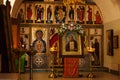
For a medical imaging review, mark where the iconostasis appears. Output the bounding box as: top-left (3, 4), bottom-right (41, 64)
top-left (17, 1), bottom-right (103, 69)
top-left (17, 1), bottom-right (103, 24)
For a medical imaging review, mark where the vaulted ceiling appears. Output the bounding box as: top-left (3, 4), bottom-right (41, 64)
top-left (6, 0), bottom-right (120, 24)
top-left (94, 0), bottom-right (120, 23)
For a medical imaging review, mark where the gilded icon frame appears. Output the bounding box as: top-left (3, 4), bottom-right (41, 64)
top-left (59, 31), bottom-right (84, 57)
top-left (106, 29), bottom-right (114, 56)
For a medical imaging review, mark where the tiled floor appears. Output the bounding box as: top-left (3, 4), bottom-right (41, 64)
top-left (0, 72), bottom-right (120, 80)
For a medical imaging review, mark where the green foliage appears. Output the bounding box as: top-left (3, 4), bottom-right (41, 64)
top-left (58, 23), bottom-right (84, 36)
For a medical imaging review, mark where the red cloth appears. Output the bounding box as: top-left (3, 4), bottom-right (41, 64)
top-left (64, 58), bottom-right (79, 77)
top-left (49, 33), bottom-right (58, 47)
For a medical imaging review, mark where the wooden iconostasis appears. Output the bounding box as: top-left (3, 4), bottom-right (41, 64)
top-left (17, 1), bottom-right (103, 24)
top-left (17, 1), bottom-right (103, 68)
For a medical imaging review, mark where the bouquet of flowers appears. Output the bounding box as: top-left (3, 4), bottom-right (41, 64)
top-left (58, 23), bottom-right (84, 36)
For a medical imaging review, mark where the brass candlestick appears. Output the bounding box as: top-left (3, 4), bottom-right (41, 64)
top-left (49, 47), bottom-right (57, 78)
top-left (26, 46), bottom-right (37, 80)
top-left (87, 47), bottom-right (96, 78)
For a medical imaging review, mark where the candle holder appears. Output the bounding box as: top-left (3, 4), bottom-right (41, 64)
top-left (87, 47), bottom-right (96, 78)
top-left (26, 46), bottom-right (37, 80)
top-left (48, 47), bottom-right (57, 78)
top-left (13, 47), bottom-right (26, 80)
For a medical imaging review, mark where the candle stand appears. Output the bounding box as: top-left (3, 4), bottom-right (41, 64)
top-left (87, 47), bottom-right (96, 78)
top-left (13, 47), bottom-right (26, 80)
top-left (26, 46), bottom-right (37, 80)
top-left (48, 47), bottom-right (57, 78)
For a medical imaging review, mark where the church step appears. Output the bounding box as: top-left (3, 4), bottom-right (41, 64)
top-left (25, 68), bottom-right (51, 73)
top-left (25, 67), bottom-right (108, 73)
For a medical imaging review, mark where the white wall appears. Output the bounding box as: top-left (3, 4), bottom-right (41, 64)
top-left (104, 19), bottom-right (120, 70)
top-left (3, 0), bottom-right (15, 6)
top-left (94, 0), bottom-right (120, 23)
top-left (3, 0), bottom-right (22, 17)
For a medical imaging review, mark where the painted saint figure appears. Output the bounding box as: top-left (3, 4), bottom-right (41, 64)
top-left (95, 11), bottom-right (102, 24)
top-left (17, 8), bottom-right (24, 23)
top-left (32, 30), bottom-right (46, 53)
top-left (36, 5), bottom-right (44, 22)
top-left (66, 35), bottom-right (78, 51)
top-left (55, 6), bottom-right (66, 23)
top-left (77, 6), bottom-right (85, 22)
top-left (87, 6), bottom-right (92, 24)
top-left (47, 5), bottom-right (52, 23)
top-left (69, 6), bottom-right (74, 21)
top-left (93, 38), bottom-right (100, 65)
top-left (27, 4), bottom-right (32, 20)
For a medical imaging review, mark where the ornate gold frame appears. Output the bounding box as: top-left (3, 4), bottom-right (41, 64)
top-left (59, 30), bottom-right (84, 57)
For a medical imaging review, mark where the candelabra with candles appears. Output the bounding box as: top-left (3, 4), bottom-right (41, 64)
top-left (48, 47), bottom-right (57, 78)
top-left (13, 44), bottom-right (37, 80)
top-left (13, 45), bottom-right (26, 80)
top-left (86, 47), bottom-right (96, 78)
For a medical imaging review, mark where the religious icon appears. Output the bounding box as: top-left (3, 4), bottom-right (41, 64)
top-left (106, 29), bottom-right (114, 56)
top-left (94, 38), bottom-right (100, 65)
top-left (65, 34), bottom-right (78, 51)
top-left (89, 28), bottom-right (102, 35)
top-left (68, 6), bottom-right (74, 22)
top-left (26, 4), bottom-right (33, 23)
top-left (95, 11), bottom-right (102, 24)
top-left (31, 28), bottom-right (48, 69)
top-left (92, 38), bottom-right (100, 66)
top-left (60, 31), bottom-right (84, 57)
top-left (17, 8), bottom-right (24, 23)
top-left (32, 30), bottom-right (46, 53)
top-left (76, 5), bottom-right (85, 24)
top-left (46, 5), bottom-right (52, 23)
top-left (20, 34), bottom-right (29, 50)
top-left (20, 27), bottom-right (30, 34)
top-left (54, 5), bottom-right (66, 23)
top-left (49, 27), bottom-right (55, 36)
top-left (86, 6), bottom-right (93, 24)
top-left (89, 36), bottom-right (102, 66)
top-left (35, 4), bottom-right (44, 23)
top-left (27, 4), bottom-right (32, 20)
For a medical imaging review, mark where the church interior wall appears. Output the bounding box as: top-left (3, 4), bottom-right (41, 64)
top-left (104, 19), bottom-right (120, 72)
top-left (1, 0), bottom-right (120, 73)
top-left (93, 0), bottom-right (120, 23)
top-left (9, 1), bottom-right (104, 72)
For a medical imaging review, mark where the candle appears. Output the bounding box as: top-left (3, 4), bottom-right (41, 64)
top-left (21, 44), bottom-right (25, 48)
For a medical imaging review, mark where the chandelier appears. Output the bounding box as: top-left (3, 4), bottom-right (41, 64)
top-left (63, 0), bottom-right (86, 8)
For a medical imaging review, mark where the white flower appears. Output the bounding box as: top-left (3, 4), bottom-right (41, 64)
top-left (58, 23), bottom-right (84, 36)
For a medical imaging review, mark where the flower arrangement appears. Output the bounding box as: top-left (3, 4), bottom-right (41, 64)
top-left (58, 23), bottom-right (84, 36)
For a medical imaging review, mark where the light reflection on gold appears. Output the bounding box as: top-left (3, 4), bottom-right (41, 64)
top-left (63, 0), bottom-right (86, 8)
top-left (87, 47), bottom-right (95, 53)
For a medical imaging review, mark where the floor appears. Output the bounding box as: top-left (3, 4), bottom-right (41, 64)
top-left (0, 72), bottom-right (120, 80)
